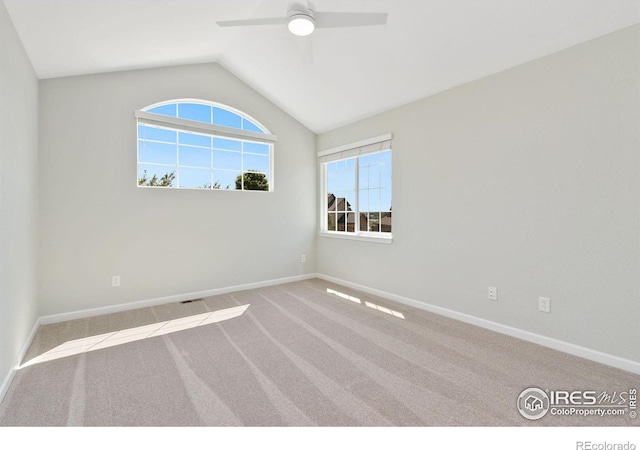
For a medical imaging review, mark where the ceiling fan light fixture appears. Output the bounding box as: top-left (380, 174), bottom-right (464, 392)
top-left (288, 14), bottom-right (315, 36)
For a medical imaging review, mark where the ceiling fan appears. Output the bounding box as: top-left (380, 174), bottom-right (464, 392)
top-left (216, 1), bottom-right (388, 37)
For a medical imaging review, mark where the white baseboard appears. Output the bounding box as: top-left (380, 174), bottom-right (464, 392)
top-left (0, 319), bottom-right (41, 404)
top-left (317, 273), bottom-right (640, 375)
top-left (40, 273), bottom-right (317, 325)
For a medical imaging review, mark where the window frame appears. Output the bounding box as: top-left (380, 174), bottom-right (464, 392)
top-left (135, 99), bottom-right (276, 192)
top-left (319, 134), bottom-right (393, 244)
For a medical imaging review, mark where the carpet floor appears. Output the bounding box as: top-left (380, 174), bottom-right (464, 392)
top-left (0, 278), bottom-right (638, 426)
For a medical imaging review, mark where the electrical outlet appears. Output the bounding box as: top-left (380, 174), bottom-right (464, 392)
top-left (539, 297), bottom-right (550, 313)
top-left (488, 287), bottom-right (497, 301)
top-left (301, 254), bottom-right (306, 263)
top-left (112, 275), bottom-right (121, 287)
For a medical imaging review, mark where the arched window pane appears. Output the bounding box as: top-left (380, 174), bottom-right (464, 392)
top-left (213, 107), bottom-right (242, 128)
top-left (178, 103), bottom-right (211, 123)
top-left (242, 118), bottom-right (263, 133)
top-left (147, 104), bottom-right (176, 117)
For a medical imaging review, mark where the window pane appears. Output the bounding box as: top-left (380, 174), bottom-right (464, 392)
top-left (346, 213), bottom-right (356, 233)
top-left (147, 104), bottom-right (176, 117)
top-left (345, 191), bottom-right (356, 211)
top-left (359, 166), bottom-right (369, 189)
top-left (380, 150), bottom-right (392, 164)
top-left (381, 188), bottom-right (392, 212)
top-left (333, 172), bottom-right (344, 191)
top-left (369, 165), bottom-right (381, 188)
top-left (381, 212), bottom-right (392, 233)
top-left (178, 103), bottom-right (211, 123)
top-left (178, 168), bottom-right (211, 189)
top-left (213, 170), bottom-right (241, 190)
top-left (241, 171), bottom-right (269, 191)
top-left (179, 132), bottom-right (211, 148)
top-left (359, 190), bottom-right (369, 214)
top-left (336, 212), bottom-right (347, 232)
top-left (242, 118), bottom-right (263, 133)
top-left (327, 193), bottom-right (337, 211)
top-left (381, 164), bottom-right (392, 188)
top-left (214, 108), bottom-right (242, 129)
top-left (138, 125), bottom-right (147, 140)
top-left (368, 212), bottom-right (380, 233)
top-left (327, 212), bottom-right (337, 231)
top-left (179, 146), bottom-right (211, 168)
top-left (359, 212), bottom-right (368, 232)
top-left (368, 152), bottom-right (380, 166)
top-left (369, 189), bottom-right (381, 212)
top-left (139, 141), bottom-right (176, 165)
top-left (334, 192), bottom-right (346, 212)
top-left (213, 137), bottom-right (242, 151)
top-left (213, 150), bottom-right (241, 171)
top-left (243, 153), bottom-right (269, 175)
top-left (143, 126), bottom-right (177, 144)
top-left (346, 170), bottom-right (356, 190)
top-left (138, 164), bottom-right (175, 187)
top-left (327, 171), bottom-right (339, 194)
top-left (346, 158), bottom-right (356, 170)
top-left (244, 142), bottom-right (269, 155)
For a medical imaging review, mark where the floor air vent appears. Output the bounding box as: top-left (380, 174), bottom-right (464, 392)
top-left (179, 298), bottom-right (204, 304)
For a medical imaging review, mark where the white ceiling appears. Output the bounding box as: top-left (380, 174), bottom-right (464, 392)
top-left (4, 0), bottom-right (640, 133)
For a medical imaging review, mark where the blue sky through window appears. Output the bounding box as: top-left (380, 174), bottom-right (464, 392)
top-left (178, 103), bottom-right (211, 122)
top-left (214, 107), bottom-right (242, 128)
top-left (147, 103), bottom-right (176, 117)
top-left (327, 151), bottom-right (392, 212)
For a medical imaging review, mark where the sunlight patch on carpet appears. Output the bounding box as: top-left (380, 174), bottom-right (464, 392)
top-left (19, 304), bottom-right (250, 368)
top-left (326, 288), bottom-right (404, 319)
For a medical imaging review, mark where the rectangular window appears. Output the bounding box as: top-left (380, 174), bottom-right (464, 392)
top-left (137, 124), bottom-right (274, 191)
top-left (319, 135), bottom-right (392, 242)
top-left (135, 107), bottom-right (276, 191)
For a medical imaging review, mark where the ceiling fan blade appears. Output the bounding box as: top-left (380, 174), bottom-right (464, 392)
top-left (294, 35), bottom-right (314, 66)
top-left (314, 12), bottom-right (388, 29)
top-left (216, 17), bottom-right (286, 28)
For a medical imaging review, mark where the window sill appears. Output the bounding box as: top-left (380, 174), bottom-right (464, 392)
top-left (137, 185), bottom-right (272, 192)
top-left (319, 231), bottom-right (393, 244)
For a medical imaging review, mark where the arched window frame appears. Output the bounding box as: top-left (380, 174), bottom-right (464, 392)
top-left (135, 99), bottom-right (276, 191)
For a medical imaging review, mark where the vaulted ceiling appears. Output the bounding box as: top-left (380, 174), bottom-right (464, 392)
top-left (4, 0), bottom-right (639, 133)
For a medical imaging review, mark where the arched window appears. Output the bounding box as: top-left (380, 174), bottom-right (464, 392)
top-left (135, 100), bottom-right (276, 191)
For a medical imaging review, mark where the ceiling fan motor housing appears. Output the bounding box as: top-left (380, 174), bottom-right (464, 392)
top-left (288, 4), bottom-right (316, 36)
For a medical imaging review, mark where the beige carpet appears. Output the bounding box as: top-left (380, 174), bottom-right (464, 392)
top-left (0, 278), bottom-right (638, 426)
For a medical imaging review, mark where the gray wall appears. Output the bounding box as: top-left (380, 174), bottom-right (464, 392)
top-left (0, 1), bottom-right (39, 388)
top-left (317, 25), bottom-right (640, 363)
top-left (38, 63), bottom-right (316, 316)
